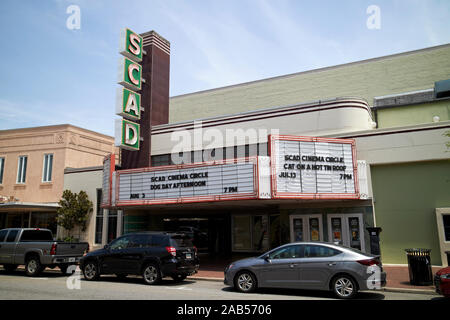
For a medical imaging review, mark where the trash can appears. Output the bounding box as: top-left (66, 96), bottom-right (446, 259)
top-left (404, 248), bottom-right (433, 286)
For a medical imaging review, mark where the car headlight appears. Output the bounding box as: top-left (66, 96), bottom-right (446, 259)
top-left (440, 273), bottom-right (450, 279)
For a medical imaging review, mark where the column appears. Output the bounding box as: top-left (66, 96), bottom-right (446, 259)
top-left (102, 209), bottom-right (109, 246)
top-left (116, 210), bottom-right (123, 237)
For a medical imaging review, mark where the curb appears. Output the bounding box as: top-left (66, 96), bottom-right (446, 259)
top-left (189, 276), bottom-right (223, 282)
top-left (382, 287), bottom-right (439, 296)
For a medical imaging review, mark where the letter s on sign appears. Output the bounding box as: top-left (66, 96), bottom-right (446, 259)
top-left (129, 33), bottom-right (141, 56)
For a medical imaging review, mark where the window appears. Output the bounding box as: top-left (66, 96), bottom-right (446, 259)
top-left (151, 234), bottom-right (169, 247)
top-left (304, 245), bottom-right (341, 258)
top-left (95, 189), bottom-right (103, 244)
top-left (109, 236), bottom-right (130, 250)
top-left (151, 154), bottom-right (172, 167)
top-left (6, 230), bottom-right (19, 242)
top-left (42, 154), bottom-right (53, 182)
top-left (17, 156), bottom-right (27, 183)
top-left (269, 245), bottom-right (304, 259)
top-left (20, 230), bottom-right (53, 242)
top-left (108, 210), bottom-right (118, 243)
top-left (129, 234), bottom-right (152, 248)
top-left (30, 213), bottom-right (57, 235)
top-left (170, 235), bottom-right (193, 248)
top-left (0, 157), bottom-right (4, 184)
top-left (0, 229), bottom-right (8, 242)
top-left (233, 215), bottom-right (252, 250)
top-left (443, 215), bottom-right (450, 242)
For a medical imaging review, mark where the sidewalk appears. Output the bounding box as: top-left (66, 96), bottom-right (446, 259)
top-left (190, 264), bottom-right (440, 295)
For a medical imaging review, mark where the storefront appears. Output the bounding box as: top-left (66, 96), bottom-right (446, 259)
top-left (101, 134), bottom-right (372, 256)
top-left (0, 203), bottom-right (59, 234)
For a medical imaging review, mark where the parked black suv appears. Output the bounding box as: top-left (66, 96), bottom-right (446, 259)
top-left (79, 232), bottom-right (199, 284)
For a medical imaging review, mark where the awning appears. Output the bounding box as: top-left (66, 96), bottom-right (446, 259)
top-left (0, 202), bottom-right (60, 213)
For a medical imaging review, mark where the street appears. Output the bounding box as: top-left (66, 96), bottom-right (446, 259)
top-left (0, 268), bottom-right (442, 300)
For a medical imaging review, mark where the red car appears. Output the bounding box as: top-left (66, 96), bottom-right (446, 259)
top-left (435, 266), bottom-right (450, 298)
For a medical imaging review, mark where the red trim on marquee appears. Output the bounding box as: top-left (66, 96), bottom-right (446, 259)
top-left (269, 135), bottom-right (359, 200)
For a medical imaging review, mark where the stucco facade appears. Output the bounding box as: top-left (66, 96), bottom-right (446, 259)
top-left (0, 124), bottom-right (115, 234)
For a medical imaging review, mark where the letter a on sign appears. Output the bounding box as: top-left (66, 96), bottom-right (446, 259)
top-left (115, 87), bottom-right (141, 120)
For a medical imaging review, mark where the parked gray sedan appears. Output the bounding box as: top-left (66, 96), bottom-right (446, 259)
top-left (224, 242), bottom-right (386, 299)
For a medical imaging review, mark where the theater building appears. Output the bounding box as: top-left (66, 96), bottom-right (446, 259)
top-left (66, 34), bottom-right (450, 266)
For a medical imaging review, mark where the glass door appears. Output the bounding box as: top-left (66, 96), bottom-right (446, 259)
top-left (290, 215), bottom-right (323, 242)
top-left (291, 217), bottom-right (305, 242)
top-left (327, 214), bottom-right (365, 252)
top-left (348, 216), bottom-right (364, 251)
top-left (330, 217), bottom-right (344, 245)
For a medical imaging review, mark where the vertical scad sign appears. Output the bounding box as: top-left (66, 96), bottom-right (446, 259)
top-left (270, 135), bottom-right (359, 199)
top-left (115, 28), bottom-right (143, 151)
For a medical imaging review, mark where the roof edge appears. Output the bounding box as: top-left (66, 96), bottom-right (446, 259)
top-left (170, 43), bottom-right (450, 100)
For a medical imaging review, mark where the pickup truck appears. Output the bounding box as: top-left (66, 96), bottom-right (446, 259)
top-left (0, 228), bottom-right (89, 276)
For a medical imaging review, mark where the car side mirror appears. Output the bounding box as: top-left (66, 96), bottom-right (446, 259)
top-left (104, 244), bottom-right (109, 250)
top-left (264, 255), bottom-right (271, 263)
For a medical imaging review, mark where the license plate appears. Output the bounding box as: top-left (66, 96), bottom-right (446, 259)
top-left (68, 258), bottom-right (76, 263)
top-left (185, 253), bottom-right (192, 259)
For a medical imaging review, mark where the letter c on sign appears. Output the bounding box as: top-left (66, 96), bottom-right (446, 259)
top-left (128, 63), bottom-right (140, 86)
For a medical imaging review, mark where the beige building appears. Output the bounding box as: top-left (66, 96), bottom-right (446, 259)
top-left (0, 124), bottom-right (115, 235)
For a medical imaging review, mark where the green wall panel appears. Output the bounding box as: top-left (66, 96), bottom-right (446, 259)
top-left (371, 160), bottom-right (450, 265)
top-left (377, 100), bottom-right (450, 128)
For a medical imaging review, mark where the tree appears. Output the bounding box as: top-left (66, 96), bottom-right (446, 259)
top-left (57, 190), bottom-right (93, 240)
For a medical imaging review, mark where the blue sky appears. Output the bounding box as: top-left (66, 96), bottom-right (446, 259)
top-left (0, 0), bottom-right (449, 136)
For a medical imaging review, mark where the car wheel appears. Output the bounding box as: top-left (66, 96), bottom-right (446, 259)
top-left (3, 264), bottom-right (18, 273)
top-left (142, 263), bottom-right (161, 285)
top-left (332, 275), bottom-right (358, 299)
top-left (25, 256), bottom-right (44, 277)
top-left (234, 271), bottom-right (257, 293)
top-left (172, 274), bottom-right (187, 282)
top-left (115, 274), bottom-right (128, 280)
top-left (82, 261), bottom-right (100, 281)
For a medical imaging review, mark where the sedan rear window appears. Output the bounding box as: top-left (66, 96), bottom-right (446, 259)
top-left (304, 245), bottom-right (341, 258)
top-left (20, 230), bottom-right (53, 242)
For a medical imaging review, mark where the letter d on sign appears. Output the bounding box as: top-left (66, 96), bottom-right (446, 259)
top-left (125, 123), bottom-right (138, 145)
top-left (116, 119), bottom-right (140, 150)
